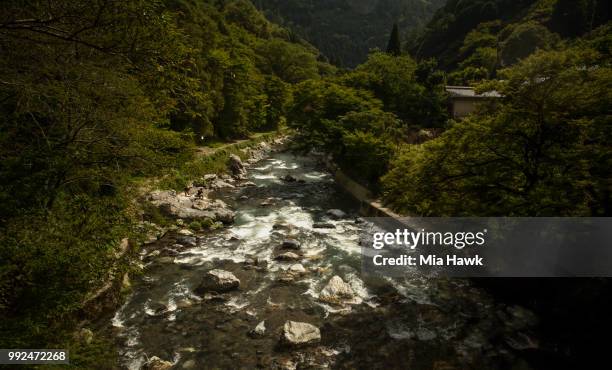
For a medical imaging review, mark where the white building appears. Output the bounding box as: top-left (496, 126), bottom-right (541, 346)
top-left (446, 86), bottom-right (501, 119)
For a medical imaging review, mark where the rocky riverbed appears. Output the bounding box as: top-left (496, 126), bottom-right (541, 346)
top-left (110, 149), bottom-right (542, 370)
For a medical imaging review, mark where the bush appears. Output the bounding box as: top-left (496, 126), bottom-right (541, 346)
top-left (0, 194), bottom-right (132, 347)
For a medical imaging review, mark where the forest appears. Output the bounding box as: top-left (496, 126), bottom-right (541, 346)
top-left (0, 0), bottom-right (610, 368)
top-left (254, 0), bottom-right (445, 67)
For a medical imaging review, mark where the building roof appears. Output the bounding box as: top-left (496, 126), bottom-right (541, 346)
top-left (445, 85), bottom-right (501, 98)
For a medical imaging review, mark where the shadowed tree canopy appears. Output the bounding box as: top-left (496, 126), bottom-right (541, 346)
top-left (386, 23), bottom-right (402, 56)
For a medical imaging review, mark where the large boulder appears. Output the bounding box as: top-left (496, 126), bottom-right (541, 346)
top-left (281, 321), bottom-right (321, 346)
top-left (159, 202), bottom-right (216, 221)
top-left (214, 209), bottom-right (235, 224)
top-left (147, 188), bottom-right (234, 225)
top-left (210, 179), bottom-right (235, 190)
top-left (143, 356), bottom-right (173, 370)
top-left (196, 269), bottom-right (240, 293)
top-left (319, 276), bottom-right (356, 305)
top-left (228, 154), bottom-right (247, 179)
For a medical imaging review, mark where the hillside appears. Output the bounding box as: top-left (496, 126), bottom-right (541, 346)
top-left (254, 0), bottom-right (445, 67)
top-left (411, 0), bottom-right (611, 80)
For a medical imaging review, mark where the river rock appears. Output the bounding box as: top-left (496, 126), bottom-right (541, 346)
top-left (196, 269), bottom-right (240, 293)
top-left (275, 252), bottom-right (301, 261)
top-left (281, 239), bottom-right (301, 250)
top-left (289, 263), bottom-right (307, 274)
top-left (281, 321), bottom-right (321, 346)
top-left (241, 181), bottom-right (257, 187)
top-left (326, 209), bottom-right (346, 219)
top-left (272, 223), bottom-right (292, 232)
top-left (176, 298), bottom-right (194, 309)
top-left (182, 359), bottom-right (196, 369)
top-left (210, 179), bottom-right (235, 190)
top-left (249, 320), bottom-right (266, 338)
top-left (178, 228), bottom-right (193, 236)
top-left (191, 199), bottom-right (210, 210)
top-left (158, 202), bottom-right (216, 221)
top-left (144, 249), bottom-right (161, 262)
top-left (215, 209), bottom-right (235, 224)
top-left (147, 301), bottom-right (168, 316)
top-left (144, 356), bottom-right (173, 370)
top-left (319, 276), bottom-right (355, 304)
top-left (228, 154), bottom-right (247, 179)
top-left (176, 235), bottom-right (197, 248)
top-left (313, 222), bottom-right (335, 229)
top-left (259, 199), bottom-right (274, 207)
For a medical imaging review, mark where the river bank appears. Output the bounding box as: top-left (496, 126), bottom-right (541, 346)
top-left (67, 134), bottom-right (286, 367)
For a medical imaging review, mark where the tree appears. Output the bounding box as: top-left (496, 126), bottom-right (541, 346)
top-left (255, 39), bottom-right (319, 83)
top-left (344, 52), bottom-right (447, 126)
top-left (386, 23), bottom-right (402, 56)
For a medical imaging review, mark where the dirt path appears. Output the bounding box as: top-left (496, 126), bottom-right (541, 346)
top-left (195, 132), bottom-right (272, 157)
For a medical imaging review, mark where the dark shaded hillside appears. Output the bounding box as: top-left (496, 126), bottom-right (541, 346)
top-left (411, 0), bottom-right (538, 70)
top-left (412, 0), bottom-right (611, 73)
top-left (254, 0), bottom-right (445, 67)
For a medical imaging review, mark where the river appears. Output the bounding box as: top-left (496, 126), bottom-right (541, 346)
top-left (110, 151), bottom-right (539, 369)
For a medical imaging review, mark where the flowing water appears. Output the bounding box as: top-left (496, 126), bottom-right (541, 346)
top-left (111, 151), bottom-right (540, 369)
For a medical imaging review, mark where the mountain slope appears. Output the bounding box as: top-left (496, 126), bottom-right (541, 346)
top-left (253, 0), bottom-right (445, 67)
top-left (411, 0), bottom-right (611, 73)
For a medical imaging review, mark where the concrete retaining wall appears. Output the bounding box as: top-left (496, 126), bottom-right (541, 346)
top-left (323, 157), bottom-right (404, 218)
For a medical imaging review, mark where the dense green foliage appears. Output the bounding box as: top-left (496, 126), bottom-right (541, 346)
top-left (255, 0), bottom-right (445, 67)
top-left (411, 0), bottom-right (538, 70)
top-left (412, 0), bottom-right (610, 84)
top-left (384, 28), bottom-right (611, 216)
top-left (164, 0), bottom-right (323, 140)
top-left (289, 52), bottom-right (448, 187)
top-left (0, 0), bottom-right (322, 354)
